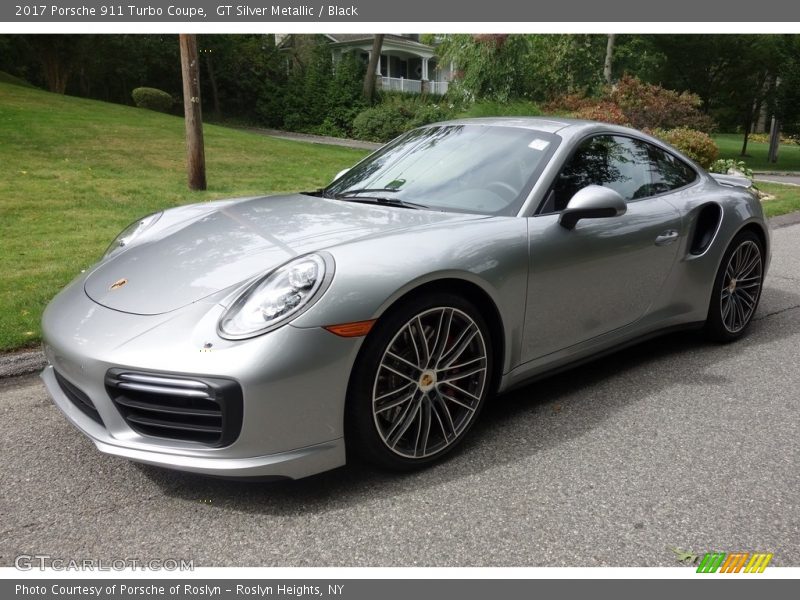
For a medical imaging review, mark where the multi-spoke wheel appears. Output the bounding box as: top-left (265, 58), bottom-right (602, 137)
top-left (346, 293), bottom-right (493, 470)
top-left (705, 231), bottom-right (764, 342)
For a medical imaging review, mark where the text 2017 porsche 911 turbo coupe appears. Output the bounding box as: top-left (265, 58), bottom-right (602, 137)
top-left (41, 118), bottom-right (770, 479)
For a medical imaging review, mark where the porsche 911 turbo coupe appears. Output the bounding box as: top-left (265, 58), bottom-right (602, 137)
top-left (41, 118), bottom-right (770, 479)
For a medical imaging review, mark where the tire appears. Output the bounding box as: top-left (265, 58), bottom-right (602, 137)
top-left (704, 230), bottom-right (764, 343)
top-left (345, 292), bottom-right (494, 471)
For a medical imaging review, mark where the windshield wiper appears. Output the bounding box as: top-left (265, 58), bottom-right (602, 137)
top-left (335, 187), bottom-right (403, 196)
top-left (334, 193), bottom-right (428, 210)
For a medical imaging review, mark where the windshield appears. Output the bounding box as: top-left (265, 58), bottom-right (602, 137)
top-left (324, 124), bottom-right (560, 216)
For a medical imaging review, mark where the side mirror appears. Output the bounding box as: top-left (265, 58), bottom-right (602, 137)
top-left (558, 185), bottom-right (627, 230)
top-left (332, 168), bottom-right (350, 182)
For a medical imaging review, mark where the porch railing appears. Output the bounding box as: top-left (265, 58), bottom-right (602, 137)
top-left (379, 77), bottom-right (449, 95)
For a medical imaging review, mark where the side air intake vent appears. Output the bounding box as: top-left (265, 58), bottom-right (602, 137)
top-left (690, 203), bottom-right (722, 256)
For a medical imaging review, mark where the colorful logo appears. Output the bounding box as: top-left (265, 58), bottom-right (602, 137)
top-left (696, 552), bottom-right (773, 573)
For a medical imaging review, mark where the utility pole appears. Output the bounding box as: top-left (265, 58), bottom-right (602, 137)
top-left (179, 34), bottom-right (207, 191)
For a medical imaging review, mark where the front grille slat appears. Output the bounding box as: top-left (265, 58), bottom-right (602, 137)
top-left (117, 373), bottom-right (209, 389)
top-left (105, 369), bottom-right (243, 447)
top-left (54, 371), bottom-right (104, 426)
top-left (112, 396), bottom-right (222, 418)
top-left (125, 414), bottom-right (223, 434)
top-left (116, 381), bottom-right (211, 398)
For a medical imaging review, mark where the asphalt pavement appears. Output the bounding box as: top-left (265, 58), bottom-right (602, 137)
top-left (1, 224), bottom-right (799, 568)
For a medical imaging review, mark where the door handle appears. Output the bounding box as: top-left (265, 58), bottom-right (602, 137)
top-left (655, 230), bottom-right (680, 246)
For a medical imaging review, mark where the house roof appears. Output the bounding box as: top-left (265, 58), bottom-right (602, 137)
top-left (325, 34), bottom-right (434, 52)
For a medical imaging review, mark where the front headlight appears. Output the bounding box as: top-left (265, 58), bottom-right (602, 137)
top-left (218, 254), bottom-right (332, 339)
top-left (103, 211), bottom-right (163, 260)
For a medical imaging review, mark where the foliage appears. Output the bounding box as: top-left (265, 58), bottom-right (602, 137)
top-left (709, 158), bottom-right (754, 178)
top-left (131, 86), bottom-right (174, 113)
top-left (609, 75), bottom-right (715, 132)
top-left (352, 95), bottom-right (454, 142)
top-left (525, 35), bottom-right (608, 100)
top-left (0, 81), bottom-right (367, 350)
top-left (571, 101), bottom-right (627, 125)
top-left (545, 76), bottom-right (715, 132)
top-left (650, 127), bottom-right (719, 169)
top-left (437, 34), bottom-right (534, 102)
top-left (278, 42), bottom-right (367, 136)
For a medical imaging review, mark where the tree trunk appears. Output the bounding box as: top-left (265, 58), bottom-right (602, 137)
top-left (363, 34), bottom-right (385, 102)
top-left (41, 51), bottom-right (70, 93)
top-left (740, 112), bottom-right (752, 157)
top-left (179, 34), bottom-right (207, 191)
top-left (768, 117), bottom-right (781, 163)
top-left (603, 34), bottom-right (616, 85)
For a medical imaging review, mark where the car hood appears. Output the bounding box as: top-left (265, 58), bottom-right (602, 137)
top-left (84, 194), bottom-right (484, 315)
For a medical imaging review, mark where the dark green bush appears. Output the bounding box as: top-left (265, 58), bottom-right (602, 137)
top-left (353, 96), bottom-right (454, 142)
top-left (131, 87), bottom-right (173, 113)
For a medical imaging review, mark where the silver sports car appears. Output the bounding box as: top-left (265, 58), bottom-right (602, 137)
top-left (41, 118), bottom-right (770, 479)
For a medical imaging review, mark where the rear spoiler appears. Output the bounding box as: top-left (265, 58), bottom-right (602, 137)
top-left (710, 173), bottom-right (753, 189)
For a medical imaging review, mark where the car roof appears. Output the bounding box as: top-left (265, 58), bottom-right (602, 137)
top-left (429, 116), bottom-right (645, 137)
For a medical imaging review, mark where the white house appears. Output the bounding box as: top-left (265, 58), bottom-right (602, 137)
top-left (278, 34), bottom-right (453, 95)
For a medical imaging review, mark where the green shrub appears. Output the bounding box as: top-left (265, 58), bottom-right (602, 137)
top-left (709, 158), bottom-right (754, 178)
top-left (352, 97), bottom-right (454, 142)
top-left (352, 104), bottom-right (412, 142)
top-left (651, 127), bottom-right (719, 169)
top-left (131, 87), bottom-right (174, 113)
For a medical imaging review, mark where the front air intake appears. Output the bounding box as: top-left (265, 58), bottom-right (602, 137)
top-left (105, 370), bottom-right (243, 446)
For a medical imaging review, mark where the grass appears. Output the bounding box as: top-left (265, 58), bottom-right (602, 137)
top-left (755, 182), bottom-right (800, 218)
top-left (456, 99), bottom-right (542, 119)
top-left (0, 82), bottom-right (368, 351)
top-left (714, 133), bottom-right (800, 172)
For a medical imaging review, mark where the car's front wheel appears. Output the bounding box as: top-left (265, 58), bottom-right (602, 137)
top-left (346, 293), bottom-right (493, 470)
top-left (704, 230), bottom-right (764, 342)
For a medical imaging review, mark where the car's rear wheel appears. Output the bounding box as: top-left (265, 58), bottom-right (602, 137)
top-left (704, 230), bottom-right (764, 342)
top-left (346, 293), bottom-right (493, 470)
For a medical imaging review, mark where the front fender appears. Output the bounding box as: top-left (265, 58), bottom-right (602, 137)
top-left (291, 217), bottom-right (530, 374)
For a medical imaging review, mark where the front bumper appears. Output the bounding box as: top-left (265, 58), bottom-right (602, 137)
top-left (40, 277), bottom-right (362, 479)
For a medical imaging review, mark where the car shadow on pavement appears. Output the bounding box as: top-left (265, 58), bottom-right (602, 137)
top-left (136, 293), bottom-right (800, 516)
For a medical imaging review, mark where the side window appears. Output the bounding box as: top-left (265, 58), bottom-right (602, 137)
top-left (550, 135), bottom-right (652, 212)
top-left (642, 141), bottom-right (698, 194)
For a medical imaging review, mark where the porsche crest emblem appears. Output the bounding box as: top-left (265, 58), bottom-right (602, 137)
top-left (109, 278), bottom-right (128, 291)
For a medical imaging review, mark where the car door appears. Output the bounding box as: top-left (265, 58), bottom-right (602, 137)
top-left (521, 134), bottom-right (684, 362)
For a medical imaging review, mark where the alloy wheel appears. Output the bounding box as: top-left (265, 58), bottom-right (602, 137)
top-left (371, 307), bottom-right (488, 459)
top-left (720, 239), bottom-right (762, 333)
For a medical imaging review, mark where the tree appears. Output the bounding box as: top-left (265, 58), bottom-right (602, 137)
top-left (363, 34), bottom-right (384, 102)
top-left (603, 34), bottom-right (616, 84)
top-left (179, 34), bottom-right (206, 191)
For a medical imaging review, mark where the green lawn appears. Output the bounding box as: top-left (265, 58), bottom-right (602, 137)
top-left (755, 182), bottom-right (800, 218)
top-left (0, 82), bottom-right (367, 351)
top-left (714, 133), bottom-right (800, 172)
